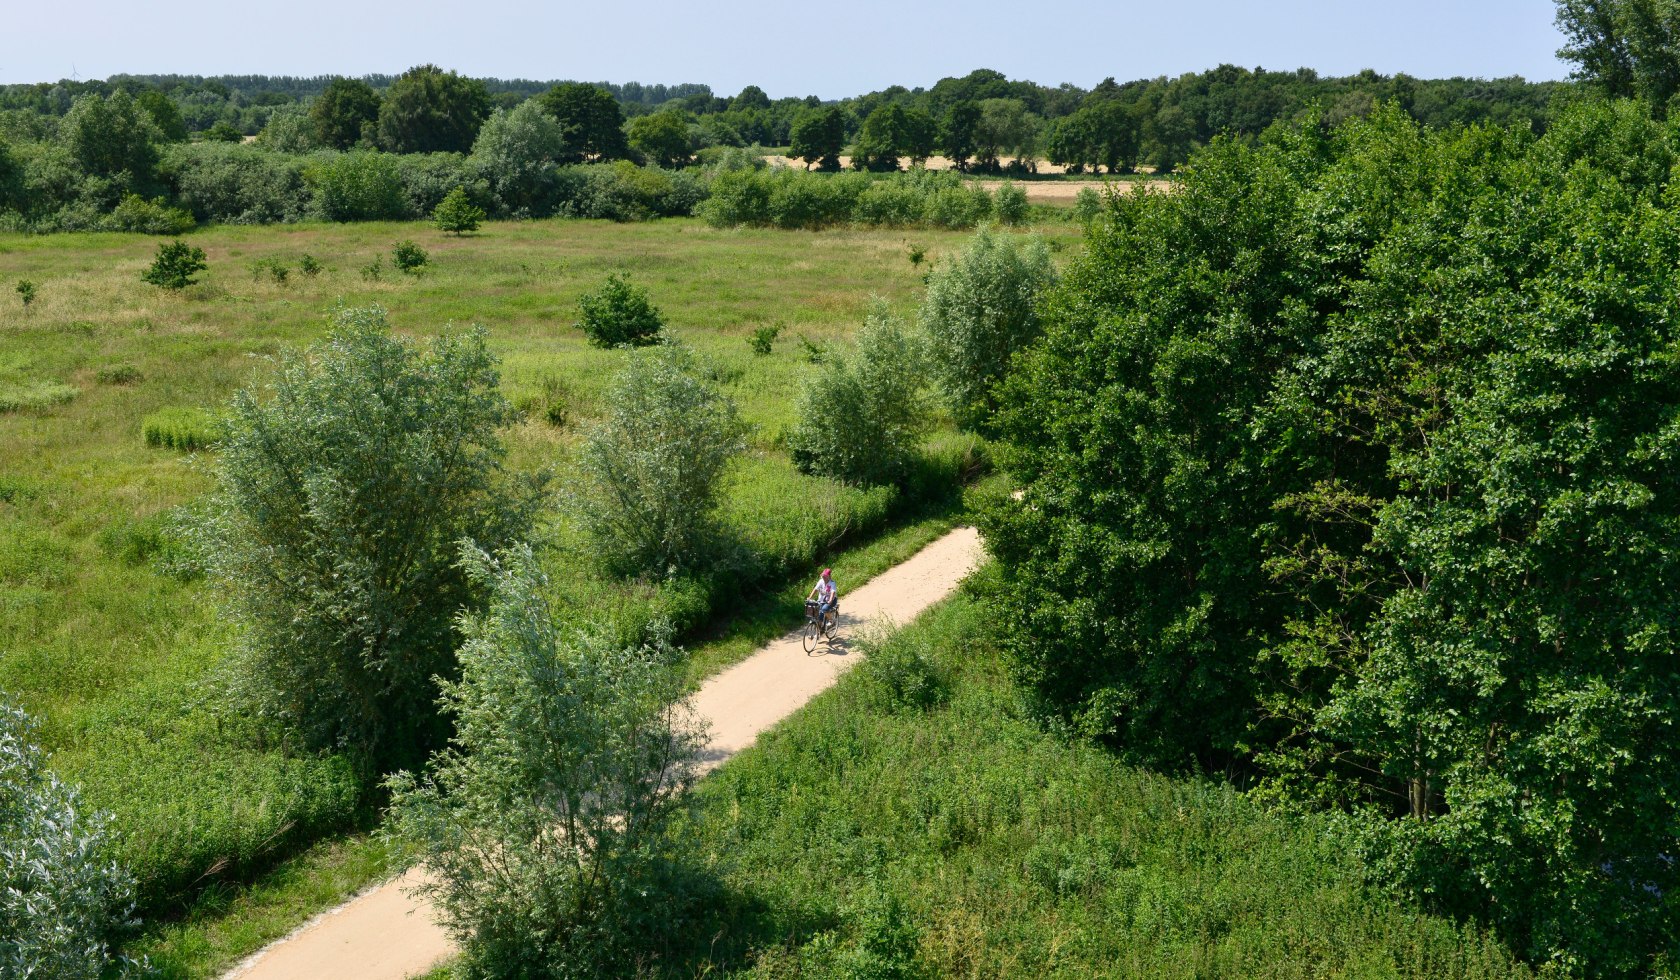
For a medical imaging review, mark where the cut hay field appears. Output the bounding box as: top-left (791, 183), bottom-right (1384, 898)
top-left (0, 216), bottom-right (1079, 962)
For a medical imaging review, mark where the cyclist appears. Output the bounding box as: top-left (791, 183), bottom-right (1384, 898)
top-left (807, 567), bottom-right (838, 629)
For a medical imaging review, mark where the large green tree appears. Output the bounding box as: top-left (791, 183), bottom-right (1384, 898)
top-left (59, 91), bottom-right (160, 182)
top-left (985, 104), bottom-right (1680, 973)
top-left (310, 77), bottom-right (381, 150)
top-left (537, 82), bottom-right (630, 162)
top-left (788, 105), bottom-right (846, 171)
top-left (469, 100), bottom-right (567, 214)
top-left (1556, 0), bottom-right (1680, 109)
top-left (376, 65), bottom-right (491, 154)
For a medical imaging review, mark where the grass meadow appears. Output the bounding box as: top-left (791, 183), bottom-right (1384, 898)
top-left (0, 216), bottom-right (1075, 971)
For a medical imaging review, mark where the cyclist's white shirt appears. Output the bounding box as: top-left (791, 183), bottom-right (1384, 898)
top-left (815, 577), bottom-right (837, 602)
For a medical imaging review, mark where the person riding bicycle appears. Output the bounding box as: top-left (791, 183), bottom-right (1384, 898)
top-left (807, 567), bottom-right (838, 629)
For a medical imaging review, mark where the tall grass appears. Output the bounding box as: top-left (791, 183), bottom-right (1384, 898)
top-left (666, 592), bottom-right (1534, 979)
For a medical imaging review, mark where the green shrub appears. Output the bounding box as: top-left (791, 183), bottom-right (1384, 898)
top-left (432, 185), bottom-right (483, 234)
top-left (95, 364), bottom-right (141, 385)
top-left (573, 344), bottom-right (745, 576)
top-left (298, 253), bottom-right (322, 276)
top-left (359, 255), bottom-right (383, 281)
top-left (788, 303), bottom-right (931, 486)
top-left (391, 239), bottom-right (428, 274)
top-left (309, 150), bottom-right (409, 221)
top-left (748, 324), bottom-right (781, 355)
top-left (141, 406), bottom-right (220, 451)
top-left (555, 161), bottom-right (706, 221)
top-left (992, 182), bottom-right (1029, 225)
top-left (195, 304), bottom-right (539, 773)
top-left (1073, 185), bottom-right (1103, 224)
top-left (106, 194), bottom-right (196, 235)
top-left (0, 702), bottom-right (142, 980)
top-left (918, 226), bottom-right (1056, 430)
top-left (0, 379), bottom-right (78, 413)
top-left (15, 278), bottom-right (34, 307)
top-left (385, 544), bottom-right (703, 979)
top-left (924, 183), bottom-right (992, 228)
top-left (158, 142), bottom-right (312, 225)
top-left (247, 257), bottom-right (289, 284)
top-left (141, 239), bottom-right (207, 290)
top-left (511, 374), bottom-right (573, 428)
top-left (576, 272), bottom-right (664, 348)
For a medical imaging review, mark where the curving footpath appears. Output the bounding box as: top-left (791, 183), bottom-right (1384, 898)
top-left (224, 525), bottom-right (985, 980)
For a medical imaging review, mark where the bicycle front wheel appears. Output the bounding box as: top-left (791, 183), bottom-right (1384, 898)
top-left (803, 619), bottom-right (819, 653)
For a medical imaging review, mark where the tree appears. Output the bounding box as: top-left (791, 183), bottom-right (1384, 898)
top-left (788, 303), bottom-right (930, 485)
top-left (853, 103), bottom-right (913, 171)
top-left (919, 227), bottom-right (1054, 429)
top-left (432, 185), bottom-right (484, 234)
top-left (136, 89), bottom-right (187, 142)
top-left (311, 77), bottom-right (380, 150)
top-left (789, 106), bottom-right (846, 171)
top-left (469, 100), bottom-right (567, 214)
top-left (973, 98), bottom-right (1039, 171)
top-left (627, 110), bottom-right (693, 168)
top-left (984, 104), bottom-right (1680, 972)
top-left (576, 273), bottom-right (665, 348)
top-left (60, 91), bottom-right (160, 181)
top-left (1555, 0), bottom-right (1680, 108)
top-left (939, 101), bottom-right (982, 170)
top-left (141, 239), bottom-right (206, 290)
top-left (376, 64), bottom-right (491, 154)
top-left (537, 82), bottom-right (630, 162)
top-left (385, 544), bottom-right (703, 977)
top-left (1, 702), bottom-right (143, 980)
top-left (731, 84), bottom-right (772, 112)
top-left (572, 345), bottom-right (745, 576)
top-left (199, 305), bottom-right (539, 773)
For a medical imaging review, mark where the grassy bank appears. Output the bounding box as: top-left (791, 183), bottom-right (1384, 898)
top-left (652, 588), bottom-right (1532, 978)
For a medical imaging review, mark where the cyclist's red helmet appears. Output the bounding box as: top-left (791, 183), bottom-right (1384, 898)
top-left (821, 568), bottom-right (831, 577)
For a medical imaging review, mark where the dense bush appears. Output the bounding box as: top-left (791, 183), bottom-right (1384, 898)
top-left (308, 150), bottom-right (409, 221)
top-left (140, 406), bottom-right (220, 450)
top-left (386, 544), bottom-right (703, 979)
top-left (0, 379), bottom-right (77, 413)
top-left (701, 167), bottom-right (1000, 230)
top-left (140, 239), bottom-right (206, 290)
top-left (554, 160), bottom-right (705, 221)
top-left (576, 272), bottom-right (665, 347)
top-left (0, 701), bottom-right (142, 979)
top-left (105, 193), bottom-right (195, 234)
top-left (197, 305), bottom-right (540, 773)
top-left (391, 238), bottom-right (428, 274)
top-left (918, 226), bottom-right (1056, 430)
top-left (159, 142), bottom-right (311, 224)
top-left (788, 303), bottom-right (930, 486)
top-left (984, 102), bottom-right (1680, 972)
top-left (469, 100), bottom-right (567, 215)
top-left (573, 344), bottom-right (745, 577)
top-left (432, 185), bottom-right (483, 234)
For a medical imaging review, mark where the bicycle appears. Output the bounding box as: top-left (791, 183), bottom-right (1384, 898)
top-left (803, 598), bottom-right (838, 652)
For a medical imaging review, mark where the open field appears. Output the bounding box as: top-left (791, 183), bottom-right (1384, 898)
top-left (0, 216), bottom-right (1079, 938)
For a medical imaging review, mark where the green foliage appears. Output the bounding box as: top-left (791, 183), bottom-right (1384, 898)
top-left (991, 182), bottom-right (1029, 225)
top-left (985, 103), bottom-right (1680, 972)
top-left (308, 150), bottom-right (408, 221)
top-left (0, 701), bottom-right (143, 980)
top-left (788, 303), bottom-right (930, 486)
top-left (158, 142), bottom-right (311, 224)
top-left (106, 193), bottom-right (195, 234)
top-left (60, 91), bottom-right (161, 182)
top-left (537, 82), bottom-right (630, 162)
top-left (384, 544), bottom-right (703, 979)
top-left (140, 239), bottom-right (206, 290)
top-left (553, 160), bottom-right (706, 221)
top-left (573, 344), bottom-right (746, 576)
top-left (310, 77), bottom-right (380, 150)
top-left (1072, 185), bottom-right (1103, 224)
top-left (679, 594), bottom-right (1533, 979)
top-left (432, 184), bottom-right (483, 234)
top-left (918, 227), bottom-right (1055, 430)
top-left (15, 277), bottom-right (34, 307)
top-left (136, 89), bottom-right (188, 143)
top-left (141, 406), bottom-right (221, 451)
top-left (789, 106), bottom-right (847, 171)
top-left (376, 64), bottom-right (491, 154)
top-left (359, 254), bottom-right (384, 280)
top-left (95, 364), bottom-right (141, 385)
top-left (628, 110), bottom-right (695, 168)
top-left (748, 324), bottom-right (780, 355)
top-left (391, 238), bottom-right (428, 274)
top-left (1556, 0), bottom-right (1680, 108)
top-left (576, 272), bottom-right (665, 348)
top-left (202, 121), bottom-right (244, 143)
top-left (702, 168), bottom-right (996, 231)
top-left (468, 100), bottom-right (566, 214)
top-left (256, 104), bottom-right (319, 154)
top-left (0, 379), bottom-right (78, 413)
top-left (939, 101), bottom-right (982, 170)
top-left (196, 304), bottom-right (538, 773)
top-left (298, 253), bottom-right (321, 276)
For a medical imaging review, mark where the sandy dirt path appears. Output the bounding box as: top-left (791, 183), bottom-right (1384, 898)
top-left (224, 526), bottom-right (985, 980)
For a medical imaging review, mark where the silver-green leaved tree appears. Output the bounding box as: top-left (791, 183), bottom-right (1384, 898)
top-left (573, 344), bottom-right (744, 576)
top-left (0, 701), bottom-right (143, 979)
top-left (199, 305), bottom-right (540, 773)
top-left (385, 543), bottom-right (703, 977)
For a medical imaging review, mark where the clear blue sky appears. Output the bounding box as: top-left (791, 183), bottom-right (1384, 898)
top-left (2, 0), bottom-right (1571, 98)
